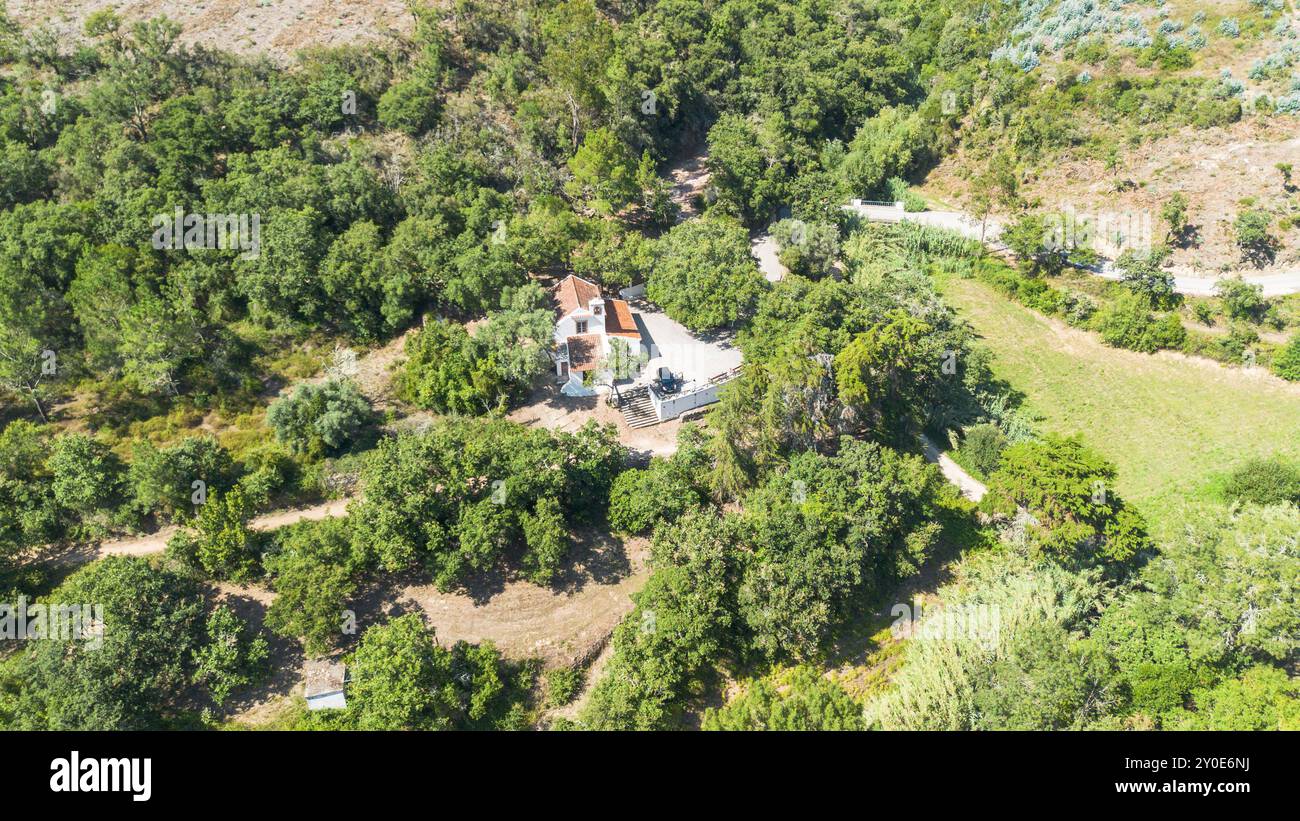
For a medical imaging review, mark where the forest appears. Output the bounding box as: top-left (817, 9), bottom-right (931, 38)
top-left (0, 0), bottom-right (1297, 732)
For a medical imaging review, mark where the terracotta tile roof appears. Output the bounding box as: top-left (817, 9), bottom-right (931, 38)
top-left (605, 298), bottom-right (641, 338)
top-left (566, 334), bottom-right (602, 371)
top-left (552, 274), bottom-right (601, 318)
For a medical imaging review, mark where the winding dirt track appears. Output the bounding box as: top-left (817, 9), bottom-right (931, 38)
top-left (92, 498), bottom-right (351, 560)
top-left (918, 434), bottom-right (986, 503)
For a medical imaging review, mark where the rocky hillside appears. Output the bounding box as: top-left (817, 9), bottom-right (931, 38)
top-left (7, 0), bottom-right (413, 59)
top-left (917, 0), bottom-right (1300, 271)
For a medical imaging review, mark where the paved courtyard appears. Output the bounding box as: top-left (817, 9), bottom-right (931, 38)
top-left (630, 301), bottom-right (743, 387)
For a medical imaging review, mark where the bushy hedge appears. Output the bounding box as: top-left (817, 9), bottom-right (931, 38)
top-left (1095, 293), bottom-right (1187, 353)
top-left (267, 378), bottom-right (377, 457)
top-left (1223, 457), bottom-right (1300, 507)
top-left (1272, 333), bottom-right (1300, 381)
top-left (954, 422), bottom-right (1008, 480)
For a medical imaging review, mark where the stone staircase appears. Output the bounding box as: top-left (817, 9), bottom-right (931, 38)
top-left (619, 392), bottom-right (659, 429)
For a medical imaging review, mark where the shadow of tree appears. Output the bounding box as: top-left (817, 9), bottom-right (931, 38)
top-left (547, 527), bottom-right (633, 593)
top-left (347, 527), bottom-right (635, 617)
top-left (207, 587), bottom-right (306, 716)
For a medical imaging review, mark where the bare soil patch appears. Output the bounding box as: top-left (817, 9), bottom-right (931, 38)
top-left (924, 113), bottom-right (1300, 275)
top-left (225, 529), bottom-right (650, 722)
top-left (9, 0), bottom-right (413, 61)
top-left (668, 152), bottom-right (711, 223)
top-left (508, 381), bottom-right (684, 460)
top-left (353, 530), bottom-right (650, 669)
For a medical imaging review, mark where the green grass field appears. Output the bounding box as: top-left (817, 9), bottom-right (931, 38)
top-left (938, 275), bottom-right (1300, 540)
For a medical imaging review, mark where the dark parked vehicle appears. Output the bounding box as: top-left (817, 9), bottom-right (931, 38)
top-left (655, 368), bottom-right (679, 394)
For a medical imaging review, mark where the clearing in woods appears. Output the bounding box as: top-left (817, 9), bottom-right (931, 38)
top-left (937, 275), bottom-right (1300, 540)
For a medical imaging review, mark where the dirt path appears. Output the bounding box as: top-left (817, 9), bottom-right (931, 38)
top-left (750, 234), bottom-right (788, 283)
top-left (919, 434), bottom-right (986, 503)
top-left (85, 498), bottom-right (352, 562)
top-left (668, 152), bottom-right (711, 223)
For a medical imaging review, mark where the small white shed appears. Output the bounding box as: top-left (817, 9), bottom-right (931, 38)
top-left (304, 659), bottom-right (347, 711)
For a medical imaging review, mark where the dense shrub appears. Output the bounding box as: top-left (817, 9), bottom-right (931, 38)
top-left (1273, 333), bottom-right (1300, 381)
top-left (981, 435), bottom-right (1151, 566)
top-left (396, 320), bottom-right (497, 413)
top-left (736, 440), bottom-right (944, 661)
top-left (166, 485), bottom-right (260, 582)
top-left (5, 556), bottom-right (265, 728)
top-left (841, 107), bottom-right (925, 198)
top-left (267, 378), bottom-right (376, 457)
top-left (544, 666), bottom-right (583, 708)
top-left (191, 605), bottom-right (270, 707)
top-left (1116, 248), bottom-right (1178, 309)
top-left (607, 465), bottom-right (704, 535)
top-left (128, 436), bottom-right (237, 523)
top-left (1164, 667), bottom-right (1300, 731)
top-left (1223, 458), bottom-right (1300, 507)
top-left (236, 442), bottom-right (303, 509)
top-left (582, 511), bottom-right (737, 730)
top-left (345, 614), bottom-right (532, 730)
top-left (350, 418), bottom-right (624, 588)
top-left (702, 667), bottom-right (864, 730)
top-left (647, 217), bottom-right (766, 331)
top-left (957, 422), bottom-right (1008, 479)
top-left (866, 551), bottom-right (1110, 730)
top-left (875, 503), bottom-right (1298, 731)
top-left (264, 518), bottom-right (363, 656)
top-left (397, 288), bottom-right (552, 414)
top-left (585, 436), bottom-right (949, 729)
top-left (1001, 214), bottom-right (1067, 277)
top-left (377, 75), bottom-right (442, 137)
top-left (1215, 277), bottom-right (1268, 322)
top-left (1095, 293), bottom-right (1186, 353)
top-left (1231, 211), bottom-right (1279, 267)
top-left (46, 433), bottom-right (130, 535)
top-left (0, 421), bottom-right (61, 563)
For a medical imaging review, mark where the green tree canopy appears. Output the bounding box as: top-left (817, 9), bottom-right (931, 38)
top-left (647, 216), bottom-right (765, 331)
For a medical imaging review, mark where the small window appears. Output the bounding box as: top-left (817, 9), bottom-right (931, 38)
top-left (594, 305), bottom-right (603, 315)
top-left (576, 320), bottom-right (588, 334)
